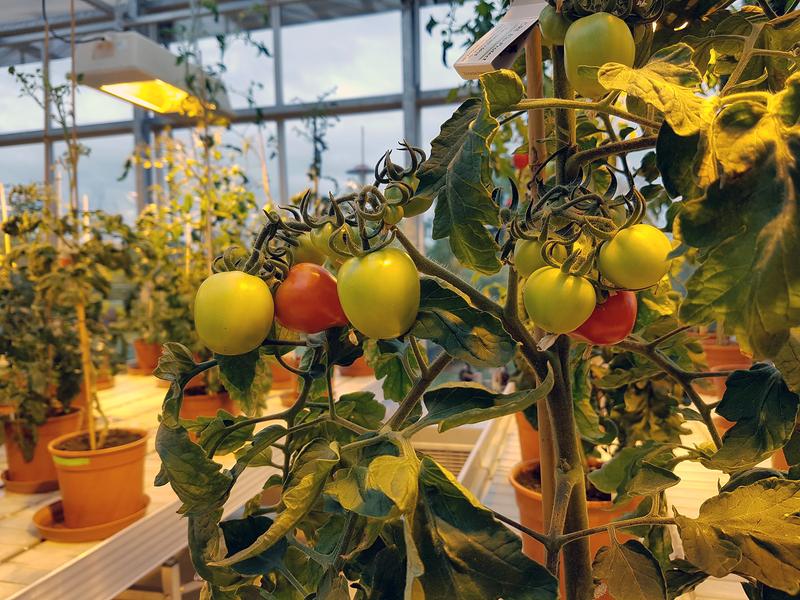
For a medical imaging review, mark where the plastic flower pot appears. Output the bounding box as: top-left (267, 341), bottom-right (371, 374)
top-left (700, 339), bottom-right (750, 370)
top-left (132, 339), bottom-right (162, 372)
top-left (48, 428), bottom-right (148, 530)
top-left (337, 356), bottom-right (374, 377)
top-left (3, 409), bottom-right (83, 493)
top-left (510, 459), bottom-right (637, 595)
top-left (515, 412), bottom-right (540, 463)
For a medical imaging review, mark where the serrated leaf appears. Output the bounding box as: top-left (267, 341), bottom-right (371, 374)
top-left (190, 410), bottom-right (255, 456)
top-left (418, 365), bottom-right (553, 433)
top-left (155, 423), bottom-right (233, 515)
top-left (363, 339), bottom-right (417, 402)
top-left (220, 516), bottom-right (288, 576)
top-left (213, 439), bottom-right (339, 566)
top-left (411, 278), bottom-right (515, 368)
top-left (589, 441), bottom-right (675, 501)
top-left (366, 437), bottom-right (420, 514)
top-left (704, 363), bottom-right (800, 472)
top-left (155, 342), bottom-right (196, 382)
top-left (218, 350), bottom-right (272, 415)
top-left (596, 44), bottom-right (713, 136)
top-left (323, 466), bottom-right (395, 518)
top-left (593, 540), bottom-right (667, 600)
top-left (775, 329), bottom-right (800, 393)
top-left (626, 462), bottom-right (680, 496)
top-left (410, 457), bottom-right (557, 600)
top-left (480, 69), bottom-right (525, 117)
top-left (231, 425), bottom-right (287, 478)
top-left (675, 478), bottom-right (800, 593)
top-left (664, 559), bottom-right (708, 600)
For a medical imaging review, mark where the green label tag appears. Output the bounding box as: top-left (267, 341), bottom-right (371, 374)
top-left (53, 456), bottom-right (90, 467)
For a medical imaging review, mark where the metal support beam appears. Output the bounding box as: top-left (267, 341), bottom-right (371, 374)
top-left (271, 3), bottom-right (289, 204)
top-left (133, 107), bottom-right (152, 213)
top-left (82, 0), bottom-right (116, 14)
top-left (401, 0), bottom-right (425, 251)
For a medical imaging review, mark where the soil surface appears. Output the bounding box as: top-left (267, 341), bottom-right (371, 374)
top-left (55, 429), bottom-right (143, 452)
top-left (519, 461), bottom-right (612, 502)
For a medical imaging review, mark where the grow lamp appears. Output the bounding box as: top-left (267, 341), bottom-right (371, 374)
top-left (75, 31), bottom-right (233, 118)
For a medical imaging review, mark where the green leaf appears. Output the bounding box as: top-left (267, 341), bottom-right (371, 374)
top-left (154, 342), bottom-right (196, 382)
top-left (363, 339), bottom-right (417, 402)
top-left (410, 457), bottom-right (558, 600)
top-left (480, 69), bottom-right (525, 117)
top-left (675, 478), bottom-right (800, 594)
top-left (411, 278), bottom-right (515, 368)
top-left (232, 425), bottom-right (287, 478)
top-left (589, 441), bottom-right (675, 501)
top-left (704, 363), bottom-right (800, 472)
top-left (596, 44), bottom-right (713, 136)
top-left (366, 437), bottom-right (420, 514)
top-left (418, 365), bottom-right (553, 433)
top-left (626, 462), bottom-right (680, 497)
top-left (218, 350), bottom-right (273, 415)
top-left (430, 77), bottom-right (505, 273)
top-left (664, 559), bottom-right (708, 600)
top-left (155, 423), bottom-right (233, 515)
top-left (323, 466), bottom-right (395, 518)
top-left (677, 74), bottom-right (800, 358)
top-left (220, 516), bottom-right (288, 576)
top-left (187, 510), bottom-right (247, 589)
top-left (775, 330), bottom-right (800, 393)
top-left (184, 410), bottom-right (254, 456)
top-left (593, 540), bottom-right (667, 600)
top-left (213, 439), bottom-right (339, 566)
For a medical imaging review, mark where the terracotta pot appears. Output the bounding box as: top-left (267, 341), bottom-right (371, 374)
top-left (515, 412), bottom-right (540, 463)
top-left (271, 356), bottom-right (299, 391)
top-left (95, 374), bottom-right (115, 391)
top-left (132, 339), bottom-right (162, 372)
top-left (48, 428), bottom-right (148, 529)
top-left (700, 339), bottom-right (751, 370)
top-left (338, 356), bottom-right (373, 377)
top-left (3, 409), bottom-right (84, 493)
top-left (773, 449), bottom-right (789, 471)
top-left (510, 460), bottom-right (636, 594)
top-left (180, 391), bottom-right (237, 421)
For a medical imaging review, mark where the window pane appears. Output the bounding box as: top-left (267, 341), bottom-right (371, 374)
top-left (0, 63), bottom-right (45, 134)
top-left (0, 143), bottom-right (44, 185)
top-left (420, 2), bottom-right (477, 91)
top-left (281, 11), bottom-right (402, 102)
top-left (49, 57), bottom-right (133, 126)
top-left (285, 110), bottom-right (403, 199)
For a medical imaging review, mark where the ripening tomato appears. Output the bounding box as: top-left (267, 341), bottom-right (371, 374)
top-left (513, 153), bottom-right (529, 171)
top-left (514, 239), bottom-right (569, 278)
top-left (523, 267), bottom-right (596, 333)
top-left (275, 263), bottom-right (348, 334)
top-left (194, 271), bottom-right (274, 356)
top-left (292, 233), bottom-right (326, 265)
top-left (337, 247), bottom-right (420, 339)
top-left (598, 224), bottom-right (672, 290)
top-left (564, 13), bottom-right (635, 98)
top-left (571, 290), bottom-right (637, 345)
top-left (539, 4), bottom-right (571, 46)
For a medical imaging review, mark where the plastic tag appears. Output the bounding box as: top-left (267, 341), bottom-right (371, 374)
top-left (53, 456), bottom-right (90, 467)
top-left (454, 0), bottom-right (549, 80)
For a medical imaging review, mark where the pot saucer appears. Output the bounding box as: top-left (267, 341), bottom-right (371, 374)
top-left (1, 470), bottom-right (58, 494)
top-left (33, 495), bottom-right (150, 542)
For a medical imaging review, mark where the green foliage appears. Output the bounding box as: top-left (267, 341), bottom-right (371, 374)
top-left (593, 540), bottom-right (667, 600)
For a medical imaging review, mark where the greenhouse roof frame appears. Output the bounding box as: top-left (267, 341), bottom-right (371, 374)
top-left (0, 0), bottom-right (463, 250)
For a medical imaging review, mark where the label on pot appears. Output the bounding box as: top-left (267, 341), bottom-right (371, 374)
top-left (53, 456), bottom-right (90, 467)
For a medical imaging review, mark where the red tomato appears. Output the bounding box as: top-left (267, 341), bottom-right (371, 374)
top-left (513, 153), bottom-right (529, 170)
top-left (571, 290), bottom-right (637, 346)
top-left (275, 263), bottom-right (348, 334)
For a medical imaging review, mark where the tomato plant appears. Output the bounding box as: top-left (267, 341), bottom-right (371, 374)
top-left (275, 263), bottom-right (347, 334)
top-left (514, 239), bottom-right (568, 278)
top-left (564, 12), bottom-right (635, 98)
top-left (152, 3), bottom-right (800, 600)
top-left (571, 290), bottom-right (637, 345)
top-left (539, 4), bottom-right (571, 45)
top-left (337, 247), bottom-right (420, 340)
top-left (598, 223), bottom-right (672, 290)
top-left (194, 271), bottom-right (274, 356)
top-left (291, 232), bottom-right (327, 265)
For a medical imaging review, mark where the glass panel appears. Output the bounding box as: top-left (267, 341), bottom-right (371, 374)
top-left (420, 1), bottom-right (478, 91)
top-left (0, 62), bottom-right (46, 134)
top-left (281, 11), bottom-right (402, 102)
top-left (284, 110), bottom-right (403, 200)
top-left (0, 143), bottom-right (45, 185)
top-left (49, 57), bottom-right (133, 126)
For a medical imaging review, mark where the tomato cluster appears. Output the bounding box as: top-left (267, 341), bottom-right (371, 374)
top-left (519, 224), bottom-right (672, 345)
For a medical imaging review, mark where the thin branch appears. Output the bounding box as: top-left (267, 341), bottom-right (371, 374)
top-left (490, 509), bottom-right (552, 547)
top-left (409, 335), bottom-right (429, 378)
top-left (546, 471), bottom-right (577, 574)
top-left (647, 324), bottom-right (693, 349)
top-left (557, 516), bottom-right (676, 547)
top-left (510, 98), bottom-right (663, 130)
top-left (388, 352), bottom-right (453, 429)
top-left (564, 136), bottom-right (658, 179)
top-left (756, 0), bottom-right (779, 19)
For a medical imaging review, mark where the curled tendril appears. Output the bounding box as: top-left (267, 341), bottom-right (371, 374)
top-left (556, 0), bottom-right (665, 23)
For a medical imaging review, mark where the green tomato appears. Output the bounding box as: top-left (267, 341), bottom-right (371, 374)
top-left (194, 271), bottom-right (274, 355)
top-left (337, 247), bottom-right (420, 339)
top-left (311, 222), bottom-right (352, 261)
top-left (564, 13), bottom-right (635, 98)
top-left (383, 205), bottom-right (404, 225)
top-left (523, 267), bottom-right (596, 333)
top-left (292, 233), bottom-right (326, 265)
top-left (539, 5), bottom-right (571, 46)
top-left (514, 239), bottom-right (569, 278)
top-left (598, 223), bottom-right (672, 290)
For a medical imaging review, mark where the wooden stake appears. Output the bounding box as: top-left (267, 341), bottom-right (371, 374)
top-left (0, 184), bottom-right (10, 255)
top-left (525, 26), bottom-right (557, 539)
